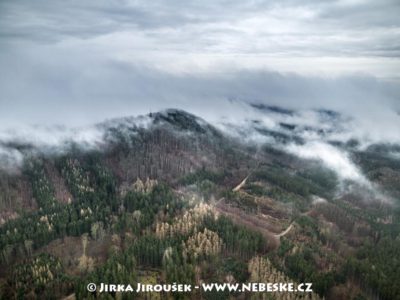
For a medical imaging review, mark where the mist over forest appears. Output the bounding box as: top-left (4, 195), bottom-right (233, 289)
top-left (1, 0), bottom-right (400, 299)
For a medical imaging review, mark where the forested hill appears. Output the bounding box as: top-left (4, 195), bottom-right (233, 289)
top-left (0, 109), bottom-right (400, 299)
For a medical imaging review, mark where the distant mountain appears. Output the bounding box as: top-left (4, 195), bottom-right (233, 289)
top-left (250, 103), bottom-right (294, 115)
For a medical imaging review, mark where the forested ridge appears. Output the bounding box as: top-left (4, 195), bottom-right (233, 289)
top-left (0, 110), bottom-right (399, 299)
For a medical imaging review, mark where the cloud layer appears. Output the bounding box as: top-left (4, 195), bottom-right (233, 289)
top-left (0, 0), bottom-right (399, 185)
top-left (1, 0), bottom-right (399, 128)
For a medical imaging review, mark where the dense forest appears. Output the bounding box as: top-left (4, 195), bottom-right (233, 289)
top-left (0, 110), bottom-right (399, 299)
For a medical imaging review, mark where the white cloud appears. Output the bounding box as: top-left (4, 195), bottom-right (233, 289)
top-left (0, 124), bottom-right (105, 170)
top-left (286, 141), bottom-right (368, 185)
top-left (0, 147), bottom-right (24, 172)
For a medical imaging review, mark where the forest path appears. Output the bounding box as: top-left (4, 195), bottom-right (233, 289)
top-left (274, 223), bottom-right (294, 238)
top-left (232, 175), bottom-right (249, 192)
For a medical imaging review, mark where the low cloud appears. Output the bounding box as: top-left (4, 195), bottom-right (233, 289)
top-left (0, 124), bottom-right (104, 170)
top-left (286, 141), bottom-right (368, 185)
top-left (1, 60), bottom-right (399, 144)
top-left (0, 0), bottom-right (399, 190)
top-left (0, 147), bottom-right (24, 173)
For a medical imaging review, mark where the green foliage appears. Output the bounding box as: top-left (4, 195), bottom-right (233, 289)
top-left (243, 183), bottom-right (266, 196)
top-left (277, 238), bottom-right (294, 258)
top-left (254, 165), bottom-right (338, 199)
top-left (3, 140), bottom-right (400, 300)
top-left (254, 167), bottom-right (311, 197)
top-left (2, 253), bottom-right (73, 299)
top-left (131, 235), bottom-right (166, 267)
top-left (203, 215), bottom-right (267, 259)
top-left (220, 257), bottom-right (249, 282)
top-left (180, 169), bottom-right (225, 186)
top-left (298, 167), bottom-right (338, 198)
top-left (75, 251), bottom-right (137, 299)
top-left (222, 190), bottom-right (258, 212)
top-left (163, 246), bottom-right (195, 284)
top-left (122, 184), bottom-right (184, 232)
top-left (351, 237), bottom-right (400, 300)
top-left (0, 151), bottom-right (187, 298)
top-left (285, 247), bottom-right (338, 296)
top-left (25, 159), bottom-right (58, 210)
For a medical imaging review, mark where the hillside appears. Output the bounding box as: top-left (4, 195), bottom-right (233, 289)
top-left (0, 109), bottom-right (400, 300)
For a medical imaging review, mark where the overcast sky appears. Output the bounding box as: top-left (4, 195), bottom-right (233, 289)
top-left (0, 0), bottom-right (400, 129)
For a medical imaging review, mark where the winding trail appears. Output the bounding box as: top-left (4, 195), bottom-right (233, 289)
top-left (232, 175), bottom-right (249, 192)
top-left (231, 173), bottom-right (295, 238)
top-left (218, 170), bottom-right (298, 249)
top-left (274, 223), bottom-right (294, 238)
